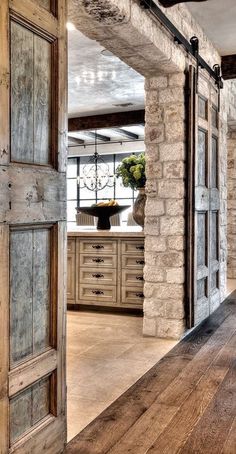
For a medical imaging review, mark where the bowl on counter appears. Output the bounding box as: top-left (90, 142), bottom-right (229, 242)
top-left (76, 205), bottom-right (130, 230)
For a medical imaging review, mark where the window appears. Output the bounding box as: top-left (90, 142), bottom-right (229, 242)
top-left (67, 153), bottom-right (139, 228)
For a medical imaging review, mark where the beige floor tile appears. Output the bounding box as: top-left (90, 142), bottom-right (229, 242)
top-left (67, 310), bottom-right (177, 442)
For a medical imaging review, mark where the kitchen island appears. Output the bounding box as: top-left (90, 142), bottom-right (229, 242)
top-left (67, 228), bottom-right (145, 310)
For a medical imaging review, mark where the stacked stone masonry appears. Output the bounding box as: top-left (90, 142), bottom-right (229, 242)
top-left (144, 73), bottom-right (186, 339)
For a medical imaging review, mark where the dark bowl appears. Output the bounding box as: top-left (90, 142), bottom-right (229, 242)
top-left (77, 205), bottom-right (130, 230)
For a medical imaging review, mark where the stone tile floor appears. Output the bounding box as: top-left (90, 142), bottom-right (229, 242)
top-left (67, 310), bottom-right (177, 441)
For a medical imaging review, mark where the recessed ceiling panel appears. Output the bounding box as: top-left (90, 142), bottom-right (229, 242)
top-left (68, 29), bottom-right (145, 118)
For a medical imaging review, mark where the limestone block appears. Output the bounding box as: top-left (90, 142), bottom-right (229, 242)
top-left (165, 199), bottom-right (185, 216)
top-left (165, 299), bottom-right (185, 319)
top-left (147, 76), bottom-right (168, 90)
top-left (144, 265), bottom-right (165, 283)
top-left (158, 180), bottom-right (185, 199)
top-left (166, 267), bottom-right (185, 284)
top-left (145, 125), bottom-right (165, 144)
top-left (145, 235), bottom-right (167, 252)
top-left (145, 216), bottom-right (160, 235)
top-left (165, 120), bottom-right (185, 142)
top-left (164, 104), bottom-right (185, 123)
top-left (143, 317), bottom-right (157, 337)
top-left (158, 87), bottom-right (184, 104)
top-left (168, 73), bottom-right (186, 87)
top-left (167, 235), bottom-right (185, 251)
top-left (156, 317), bottom-right (185, 339)
top-left (143, 298), bottom-right (166, 317)
top-left (159, 142), bottom-right (185, 161)
top-left (145, 199), bottom-right (165, 216)
top-left (163, 161), bottom-right (185, 179)
top-left (146, 161), bottom-right (163, 179)
top-left (160, 216), bottom-right (185, 236)
top-left (155, 252), bottom-right (184, 268)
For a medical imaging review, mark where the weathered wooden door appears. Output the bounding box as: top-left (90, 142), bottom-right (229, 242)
top-left (0, 1), bottom-right (67, 452)
top-left (187, 66), bottom-right (220, 327)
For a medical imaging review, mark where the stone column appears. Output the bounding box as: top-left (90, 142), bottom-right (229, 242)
top-left (227, 129), bottom-right (236, 279)
top-left (143, 73), bottom-right (186, 339)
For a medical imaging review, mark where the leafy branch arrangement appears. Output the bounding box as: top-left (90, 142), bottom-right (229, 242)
top-left (116, 153), bottom-right (146, 190)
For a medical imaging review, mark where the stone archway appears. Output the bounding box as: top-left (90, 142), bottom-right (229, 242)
top-left (68, 0), bottom-right (226, 339)
top-left (67, 0), bottom-right (189, 339)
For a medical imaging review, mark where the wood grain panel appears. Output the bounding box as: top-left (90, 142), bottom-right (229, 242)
top-left (34, 34), bottom-right (51, 164)
top-left (11, 21), bottom-right (34, 163)
top-left (9, 0), bottom-right (58, 37)
top-left (10, 230), bottom-right (33, 364)
top-left (10, 376), bottom-right (50, 445)
top-left (10, 228), bottom-right (51, 366)
top-left (33, 229), bottom-right (50, 352)
top-left (211, 136), bottom-right (218, 188)
top-left (0, 1), bottom-right (10, 165)
top-left (0, 166), bottom-right (66, 224)
top-left (198, 129), bottom-right (207, 186)
top-left (11, 22), bottom-right (52, 165)
top-left (197, 213), bottom-right (206, 267)
top-left (0, 226), bottom-right (9, 452)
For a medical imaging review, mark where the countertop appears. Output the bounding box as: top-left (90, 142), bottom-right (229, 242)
top-left (67, 227), bottom-right (144, 238)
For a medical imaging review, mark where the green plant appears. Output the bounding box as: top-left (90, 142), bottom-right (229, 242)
top-left (116, 153), bottom-right (146, 190)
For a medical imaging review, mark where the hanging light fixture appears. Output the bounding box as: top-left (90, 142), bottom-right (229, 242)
top-left (81, 130), bottom-right (113, 192)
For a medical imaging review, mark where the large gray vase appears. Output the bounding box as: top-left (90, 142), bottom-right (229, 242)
top-left (133, 188), bottom-right (146, 228)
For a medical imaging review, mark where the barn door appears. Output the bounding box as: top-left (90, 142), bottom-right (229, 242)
top-left (0, 1), bottom-right (67, 453)
top-left (187, 66), bottom-right (220, 328)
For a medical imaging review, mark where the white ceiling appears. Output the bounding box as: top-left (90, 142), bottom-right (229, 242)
top-left (68, 29), bottom-right (145, 118)
top-left (187, 0), bottom-right (236, 56)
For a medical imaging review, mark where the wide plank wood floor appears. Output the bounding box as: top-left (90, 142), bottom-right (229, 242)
top-left (65, 293), bottom-right (236, 454)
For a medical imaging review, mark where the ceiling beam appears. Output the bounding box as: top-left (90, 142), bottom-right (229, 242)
top-left (68, 135), bottom-right (84, 145)
top-left (222, 55), bottom-right (236, 80)
top-left (158, 0), bottom-right (207, 7)
top-left (83, 131), bottom-right (111, 142)
top-left (112, 128), bottom-right (139, 140)
top-left (68, 110), bottom-right (145, 132)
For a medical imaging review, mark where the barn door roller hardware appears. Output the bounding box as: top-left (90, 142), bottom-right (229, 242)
top-left (139, 0), bottom-right (223, 90)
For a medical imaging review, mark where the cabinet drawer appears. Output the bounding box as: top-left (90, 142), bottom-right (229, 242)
top-left (80, 240), bottom-right (117, 255)
top-left (67, 238), bottom-right (75, 254)
top-left (121, 240), bottom-right (144, 255)
top-left (79, 285), bottom-right (116, 303)
top-left (122, 255), bottom-right (145, 269)
top-left (122, 287), bottom-right (144, 305)
top-left (80, 254), bottom-right (117, 268)
top-left (80, 268), bottom-right (116, 285)
top-left (122, 269), bottom-right (144, 287)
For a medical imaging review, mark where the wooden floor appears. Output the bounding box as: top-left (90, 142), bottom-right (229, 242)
top-left (65, 294), bottom-right (236, 454)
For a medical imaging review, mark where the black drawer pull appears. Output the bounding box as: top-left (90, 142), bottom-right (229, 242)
top-left (92, 258), bottom-right (104, 263)
top-left (92, 290), bottom-right (104, 295)
top-left (136, 260), bottom-right (145, 265)
top-left (92, 273), bottom-right (104, 279)
top-left (92, 244), bottom-right (104, 250)
top-left (136, 276), bottom-right (144, 281)
top-left (136, 292), bottom-right (144, 298)
top-left (136, 245), bottom-right (144, 250)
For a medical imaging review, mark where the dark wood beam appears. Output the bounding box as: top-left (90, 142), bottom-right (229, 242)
top-left (112, 128), bottom-right (139, 140)
top-left (83, 132), bottom-right (111, 142)
top-left (158, 0), bottom-right (207, 7)
top-left (222, 55), bottom-right (236, 80)
top-left (68, 110), bottom-right (145, 132)
top-left (68, 135), bottom-right (84, 145)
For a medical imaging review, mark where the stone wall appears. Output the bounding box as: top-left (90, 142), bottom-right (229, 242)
top-left (143, 73), bottom-right (186, 338)
top-left (227, 129), bottom-right (236, 278)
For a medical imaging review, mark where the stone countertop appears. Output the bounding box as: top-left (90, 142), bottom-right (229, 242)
top-left (67, 227), bottom-right (144, 238)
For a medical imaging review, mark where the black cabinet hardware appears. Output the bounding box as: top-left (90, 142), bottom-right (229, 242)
top-left (92, 273), bottom-right (104, 279)
top-left (92, 258), bottom-right (104, 263)
top-left (92, 290), bottom-right (104, 295)
top-left (92, 244), bottom-right (104, 249)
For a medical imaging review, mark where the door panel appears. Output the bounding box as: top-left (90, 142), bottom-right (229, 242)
top-left (187, 66), bottom-right (220, 327)
top-left (0, 1), bottom-right (67, 452)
